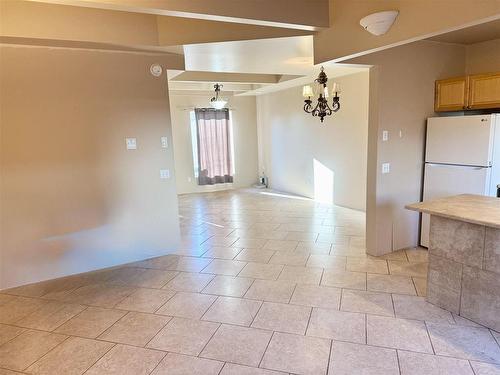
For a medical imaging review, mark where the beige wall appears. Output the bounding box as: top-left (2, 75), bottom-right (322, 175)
top-left (0, 46), bottom-right (180, 289)
top-left (466, 38), bottom-right (500, 74)
top-left (169, 93), bottom-right (259, 194)
top-left (256, 71), bottom-right (369, 211)
top-left (348, 41), bottom-right (466, 255)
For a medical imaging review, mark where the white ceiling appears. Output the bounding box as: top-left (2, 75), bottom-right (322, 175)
top-left (170, 36), bottom-right (366, 96)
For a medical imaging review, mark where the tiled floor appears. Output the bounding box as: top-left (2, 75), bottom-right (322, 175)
top-left (1, 189), bottom-right (499, 374)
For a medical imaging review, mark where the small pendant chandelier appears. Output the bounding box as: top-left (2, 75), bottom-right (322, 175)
top-left (302, 67), bottom-right (341, 123)
top-left (210, 83), bottom-right (227, 109)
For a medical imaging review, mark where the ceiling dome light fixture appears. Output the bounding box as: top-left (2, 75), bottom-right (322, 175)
top-left (360, 10), bottom-right (399, 36)
top-left (302, 67), bottom-right (340, 123)
top-left (210, 83), bottom-right (227, 109)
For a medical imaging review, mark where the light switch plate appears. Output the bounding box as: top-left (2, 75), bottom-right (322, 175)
top-left (160, 169), bottom-right (170, 179)
top-left (126, 138), bottom-right (137, 150)
top-left (161, 136), bottom-right (168, 148)
top-left (382, 163), bottom-right (390, 174)
top-left (382, 130), bottom-right (389, 141)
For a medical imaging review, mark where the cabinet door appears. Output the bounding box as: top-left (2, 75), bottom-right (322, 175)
top-left (468, 72), bottom-right (500, 110)
top-left (434, 76), bottom-right (468, 112)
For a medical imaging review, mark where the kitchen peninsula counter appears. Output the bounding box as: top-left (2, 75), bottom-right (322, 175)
top-left (406, 194), bottom-right (500, 331)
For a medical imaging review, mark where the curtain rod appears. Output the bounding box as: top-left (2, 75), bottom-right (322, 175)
top-left (176, 106), bottom-right (237, 111)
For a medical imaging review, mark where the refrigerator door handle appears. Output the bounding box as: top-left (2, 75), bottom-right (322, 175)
top-left (426, 163), bottom-right (490, 170)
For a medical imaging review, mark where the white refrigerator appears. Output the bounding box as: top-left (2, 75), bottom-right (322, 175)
top-left (420, 114), bottom-right (500, 247)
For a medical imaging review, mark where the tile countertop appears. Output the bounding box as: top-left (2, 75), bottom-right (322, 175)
top-left (405, 194), bottom-right (500, 229)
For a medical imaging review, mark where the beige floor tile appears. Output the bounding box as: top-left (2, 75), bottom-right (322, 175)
top-left (236, 248), bottom-right (275, 263)
top-left (244, 280), bottom-right (295, 303)
top-left (15, 301), bottom-right (85, 331)
top-left (0, 296), bottom-right (48, 324)
top-left (295, 241), bottom-right (331, 254)
top-left (63, 284), bottom-right (136, 308)
top-left (398, 350), bottom-right (474, 375)
top-left (452, 313), bottom-right (483, 328)
top-left (99, 312), bottom-right (170, 346)
top-left (405, 247), bottom-right (429, 263)
top-left (163, 272), bottom-right (215, 292)
top-left (427, 323), bottom-right (500, 363)
top-left (0, 294), bottom-right (16, 306)
top-left (284, 231), bottom-right (319, 242)
top-left (252, 302), bottom-right (311, 335)
top-left (201, 324), bottom-right (272, 367)
top-left (328, 341), bottom-right (399, 375)
top-left (306, 254), bottom-right (346, 271)
top-left (278, 266), bottom-right (322, 285)
top-left (85, 344), bottom-right (164, 375)
top-left (165, 257), bottom-right (213, 272)
top-left (0, 330), bottom-right (67, 371)
top-left (147, 317), bottom-right (219, 356)
top-left (307, 307), bottom-right (365, 343)
top-left (347, 258), bottom-right (388, 274)
top-left (111, 268), bottom-right (178, 289)
top-left (393, 294), bottom-right (454, 324)
top-left (366, 315), bottom-right (433, 353)
top-left (127, 255), bottom-right (178, 270)
top-left (332, 246), bottom-right (368, 258)
top-left (412, 277), bottom-right (427, 296)
top-left (232, 238), bottom-right (267, 249)
top-left (0, 324), bottom-right (26, 346)
top-left (0, 368), bottom-right (24, 374)
top-left (201, 259), bottom-right (247, 276)
top-left (26, 336), bottom-right (113, 375)
top-left (367, 273), bottom-right (417, 295)
top-left (155, 292), bottom-right (216, 319)
top-left (341, 290), bottom-right (394, 316)
top-left (470, 361), bottom-right (500, 375)
top-left (239, 263), bottom-right (284, 280)
top-left (289, 284), bottom-right (340, 309)
top-left (202, 296), bottom-right (261, 326)
top-left (321, 269), bottom-right (367, 290)
top-left (269, 251), bottom-right (309, 266)
top-left (388, 260), bottom-right (428, 278)
top-left (202, 236), bottom-right (238, 248)
top-left (114, 288), bottom-right (176, 313)
top-left (202, 276), bottom-right (254, 297)
top-left (55, 307), bottom-right (126, 338)
top-left (370, 249), bottom-right (408, 261)
top-left (151, 353), bottom-right (223, 375)
top-left (202, 246), bottom-right (242, 260)
top-left (220, 363), bottom-right (286, 374)
top-left (261, 332), bottom-right (331, 375)
top-left (4, 277), bottom-right (83, 299)
top-left (263, 240), bottom-right (298, 252)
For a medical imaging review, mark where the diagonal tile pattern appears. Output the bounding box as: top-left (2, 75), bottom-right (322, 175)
top-left (0, 189), bottom-right (498, 374)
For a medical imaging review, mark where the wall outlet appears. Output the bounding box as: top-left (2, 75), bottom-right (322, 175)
top-left (126, 138), bottom-right (137, 150)
top-left (382, 163), bottom-right (390, 174)
top-left (382, 130), bottom-right (389, 141)
top-left (188, 177), bottom-right (192, 182)
top-left (161, 136), bottom-right (168, 148)
top-left (160, 169), bottom-right (170, 179)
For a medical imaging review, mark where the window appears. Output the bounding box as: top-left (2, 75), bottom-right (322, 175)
top-left (189, 108), bottom-right (235, 185)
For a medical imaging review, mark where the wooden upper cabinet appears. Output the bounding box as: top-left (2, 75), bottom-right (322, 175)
top-left (468, 72), bottom-right (500, 110)
top-left (435, 77), bottom-right (468, 112)
top-left (435, 72), bottom-right (500, 112)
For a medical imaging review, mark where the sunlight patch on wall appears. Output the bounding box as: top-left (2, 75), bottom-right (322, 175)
top-left (313, 158), bottom-right (334, 204)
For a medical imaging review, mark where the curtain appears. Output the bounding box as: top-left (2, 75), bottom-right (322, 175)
top-left (194, 108), bottom-right (233, 185)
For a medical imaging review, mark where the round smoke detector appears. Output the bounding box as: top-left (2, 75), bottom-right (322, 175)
top-left (150, 64), bottom-right (163, 77)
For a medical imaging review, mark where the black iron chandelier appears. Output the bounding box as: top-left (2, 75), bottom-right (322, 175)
top-left (303, 67), bottom-right (340, 122)
top-left (210, 83), bottom-right (227, 109)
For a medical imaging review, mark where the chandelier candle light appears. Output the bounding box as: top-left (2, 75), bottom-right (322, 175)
top-left (303, 67), bottom-right (341, 122)
top-left (210, 83), bottom-right (228, 109)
